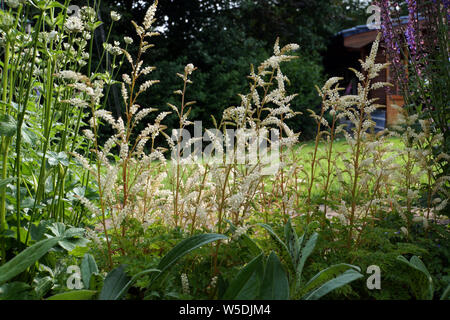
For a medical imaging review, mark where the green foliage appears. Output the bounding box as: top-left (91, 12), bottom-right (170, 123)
top-left (47, 289), bottom-right (97, 300)
top-left (0, 0), bottom-right (447, 302)
top-left (0, 282), bottom-right (36, 300)
top-left (259, 252), bottom-right (290, 300)
top-left (0, 114), bottom-right (16, 137)
top-left (99, 265), bottom-right (132, 300)
top-left (397, 255), bottom-right (433, 300)
top-left (222, 254), bottom-right (265, 300)
top-left (255, 219), bottom-right (363, 300)
top-left (396, 254), bottom-right (450, 301)
top-left (0, 237), bottom-right (62, 285)
top-left (99, 232), bottom-right (226, 300)
top-left (219, 251), bottom-right (289, 300)
top-left (301, 265), bottom-right (363, 300)
top-left (80, 253), bottom-right (99, 289)
top-left (156, 233), bottom-right (228, 278)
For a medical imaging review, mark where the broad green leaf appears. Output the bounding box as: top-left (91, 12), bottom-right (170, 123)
top-left (64, 227), bottom-right (86, 238)
top-left (259, 252), bottom-right (289, 300)
top-left (296, 232), bottom-right (318, 289)
top-left (222, 254), bottom-right (264, 300)
top-left (155, 233), bottom-right (227, 280)
top-left (46, 223), bottom-right (89, 252)
top-left (81, 254), bottom-right (99, 289)
top-left (19, 197), bottom-right (36, 209)
top-left (47, 222), bottom-right (66, 237)
top-left (284, 219), bottom-right (300, 266)
top-left (0, 237), bottom-right (62, 285)
top-left (68, 245), bottom-right (90, 258)
top-left (301, 263), bottom-right (361, 296)
top-left (0, 282), bottom-right (36, 300)
top-left (47, 290), bottom-right (97, 300)
top-left (99, 265), bottom-right (130, 300)
top-left (397, 255), bottom-right (433, 300)
top-left (30, 220), bottom-right (51, 241)
top-left (57, 237), bottom-right (89, 252)
top-left (47, 151), bottom-right (69, 167)
top-left (0, 114), bottom-right (17, 137)
top-left (302, 268), bottom-right (363, 300)
top-left (21, 123), bottom-right (37, 145)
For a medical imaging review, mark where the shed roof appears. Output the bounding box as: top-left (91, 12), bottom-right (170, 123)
top-left (337, 16), bottom-right (411, 39)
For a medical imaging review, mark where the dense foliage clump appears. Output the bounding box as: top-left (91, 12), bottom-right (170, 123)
top-left (0, 0), bottom-right (448, 301)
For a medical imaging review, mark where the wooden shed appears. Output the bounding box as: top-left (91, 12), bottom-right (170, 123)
top-left (324, 18), bottom-right (412, 128)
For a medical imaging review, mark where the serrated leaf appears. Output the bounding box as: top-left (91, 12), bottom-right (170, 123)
top-left (57, 237), bottom-right (89, 252)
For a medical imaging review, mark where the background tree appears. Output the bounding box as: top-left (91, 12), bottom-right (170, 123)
top-left (85, 0), bottom-right (372, 140)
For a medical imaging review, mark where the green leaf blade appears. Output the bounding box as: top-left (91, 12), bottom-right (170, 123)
top-left (0, 237), bottom-right (62, 285)
top-left (157, 233), bottom-right (227, 275)
top-left (223, 254), bottom-right (265, 300)
top-left (259, 252), bottom-right (289, 300)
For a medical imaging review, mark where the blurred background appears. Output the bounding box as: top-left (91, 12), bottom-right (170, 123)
top-left (69, 0), bottom-right (377, 140)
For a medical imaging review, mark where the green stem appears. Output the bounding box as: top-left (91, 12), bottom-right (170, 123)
top-left (15, 11), bottom-right (44, 243)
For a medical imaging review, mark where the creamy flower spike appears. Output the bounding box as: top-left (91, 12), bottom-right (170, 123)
top-left (143, 0), bottom-right (158, 30)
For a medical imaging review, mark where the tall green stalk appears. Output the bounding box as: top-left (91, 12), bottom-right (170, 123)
top-left (14, 10), bottom-right (44, 243)
top-left (0, 17), bottom-right (13, 264)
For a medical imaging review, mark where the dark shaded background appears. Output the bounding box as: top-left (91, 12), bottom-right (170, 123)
top-left (71, 0), bottom-right (370, 140)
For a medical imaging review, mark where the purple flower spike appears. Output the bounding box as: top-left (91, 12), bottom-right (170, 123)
top-left (405, 0), bottom-right (417, 57)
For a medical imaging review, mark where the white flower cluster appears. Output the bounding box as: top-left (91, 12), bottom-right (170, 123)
top-left (65, 16), bottom-right (84, 33)
top-left (181, 273), bottom-right (190, 295)
top-left (232, 225), bottom-right (248, 240)
top-left (110, 11), bottom-right (122, 22)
